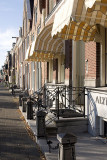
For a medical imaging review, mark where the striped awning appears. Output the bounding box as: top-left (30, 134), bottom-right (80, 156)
top-left (29, 23), bottom-right (64, 62)
top-left (25, 45), bottom-right (31, 61)
top-left (85, 0), bottom-right (96, 9)
top-left (52, 0), bottom-right (107, 41)
top-left (77, 0), bottom-right (107, 27)
top-left (53, 21), bottom-right (96, 41)
top-left (29, 52), bottom-right (55, 62)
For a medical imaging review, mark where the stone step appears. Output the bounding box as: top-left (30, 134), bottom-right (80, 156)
top-left (50, 108), bottom-right (84, 118)
top-left (55, 117), bottom-right (88, 134)
top-left (46, 126), bottom-right (57, 136)
top-left (45, 112), bottom-right (88, 136)
top-left (55, 117), bottom-right (87, 126)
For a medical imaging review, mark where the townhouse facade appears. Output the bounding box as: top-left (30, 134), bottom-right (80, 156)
top-left (4, 0), bottom-right (107, 138)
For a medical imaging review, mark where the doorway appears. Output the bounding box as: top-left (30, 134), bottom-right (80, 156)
top-left (47, 62), bottom-right (49, 83)
top-left (56, 59), bottom-right (58, 83)
top-left (104, 121), bottom-right (107, 137)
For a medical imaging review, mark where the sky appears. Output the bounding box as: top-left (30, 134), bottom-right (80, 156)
top-left (0, 0), bottom-right (23, 69)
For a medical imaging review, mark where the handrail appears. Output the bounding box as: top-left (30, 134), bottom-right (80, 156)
top-left (86, 87), bottom-right (107, 93)
top-left (44, 85), bottom-right (85, 118)
top-left (29, 85), bottom-right (85, 122)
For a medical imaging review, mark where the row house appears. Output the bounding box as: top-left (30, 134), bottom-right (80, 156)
top-left (3, 51), bottom-right (12, 84)
top-left (15, 30), bottom-right (23, 88)
top-left (0, 69), bottom-right (3, 79)
top-left (49, 0), bottom-right (107, 137)
top-left (3, 57), bottom-right (8, 84)
top-left (24, 0), bottom-right (107, 137)
top-left (10, 43), bottom-right (16, 85)
top-left (22, 0), bottom-right (87, 132)
top-left (5, 0), bottom-right (107, 138)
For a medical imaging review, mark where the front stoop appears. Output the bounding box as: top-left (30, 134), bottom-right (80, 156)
top-left (55, 117), bottom-right (88, 134)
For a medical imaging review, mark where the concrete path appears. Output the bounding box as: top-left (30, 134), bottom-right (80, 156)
top-left (0, 84), bottom-right (41, 160)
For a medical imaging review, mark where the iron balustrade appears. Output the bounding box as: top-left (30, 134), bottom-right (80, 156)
top-left (44, 84), bottom-right (85, 119)
top-left (26, 85), bottom-right (85, 120)
top-left (23, 85), bottom-right (85, 153)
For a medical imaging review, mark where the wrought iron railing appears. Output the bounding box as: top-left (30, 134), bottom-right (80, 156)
top-left (28, 84), bottom-right (85, 121)
top-left (44, 84), bottom-right (85, 119)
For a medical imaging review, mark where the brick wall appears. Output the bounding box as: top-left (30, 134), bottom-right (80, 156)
top-left (85, 42), bottom-right (96, 79)
top-left (85, 42), bottom-right (100, 84)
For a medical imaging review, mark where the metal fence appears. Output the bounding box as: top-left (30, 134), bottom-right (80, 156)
top-left (44, 84), bottom-right (85, 119)
top-left (28, 84), bottom-right (85, 119)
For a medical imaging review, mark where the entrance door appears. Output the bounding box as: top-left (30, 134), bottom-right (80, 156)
top-left (105, 29), bottom-right (107, 86)
top-left (104, 121), bottom-right (107, 137)
top-left (47, 62), bottom-right (49, 83)
top-left (56, 59), bottom-right (58, 83)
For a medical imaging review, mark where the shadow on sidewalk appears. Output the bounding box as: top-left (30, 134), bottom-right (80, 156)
top-left (0, 101), bottom-right (18, 109)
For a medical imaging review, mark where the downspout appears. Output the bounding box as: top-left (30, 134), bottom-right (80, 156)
top-left (105, 28), bottom-right (107, 86)
top-left (72, 40), bottom-right (73, 87)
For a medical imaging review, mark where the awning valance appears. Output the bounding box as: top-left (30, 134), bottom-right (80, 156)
top-left (52, 0), bottom-right (107, 41)
top-left (52, 0), bottom-right (74, 39)
top-left (29, 52), bottom-right (55, 62)
top-left (79, 0), bottom-right (107, 27)
top-left (53, 21), bottom-right (96, 41)
top-left (29, 23), bottom-right (64, 61)
top-left (85, 0), bottom-right (96, 9)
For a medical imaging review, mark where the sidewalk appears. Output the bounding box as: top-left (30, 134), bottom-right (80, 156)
top-left (19, 106), bottom-right (58, 160)
top-left (18, 97), bottom-right (107, 160)
top-left (0, 84), bottom-right (41, 160)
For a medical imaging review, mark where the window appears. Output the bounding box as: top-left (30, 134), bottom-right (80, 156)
top-left (27, 35), bottom-right (29, 49)
top-left (32, 33), bottom-right (34, 42)
top-left (23, 20), bottom-right (24, 36)
top-left (26, 16), bottom-right (27, 33)
top-left (31, 62), bottom-right (35, 92)
top-left (37, 24), bottom-right (41, 35)
top-left (24, 20), bottom-right (26, 36)
top-left (48, 0), bottom-right (54, 14)
top-left (25, 39), bottom-right (26, 56)
top-left (56, 0), bottom-right (61, 3)
top-left (35, 7), bottom-right (37, 25)
top-left (22, 42), bottom-right (25, 61)
top-left (47, 62), bottom-right (49, 82)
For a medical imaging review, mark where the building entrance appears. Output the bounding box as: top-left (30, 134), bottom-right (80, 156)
top-left (104, 121), bottom-right (107, 137)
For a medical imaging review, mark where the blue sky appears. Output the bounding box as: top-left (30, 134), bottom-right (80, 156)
top-left (0, 0), bottom-right (23, 69)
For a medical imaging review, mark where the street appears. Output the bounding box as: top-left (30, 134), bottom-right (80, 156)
top-left (0, 84), bottom-right (41, 160)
